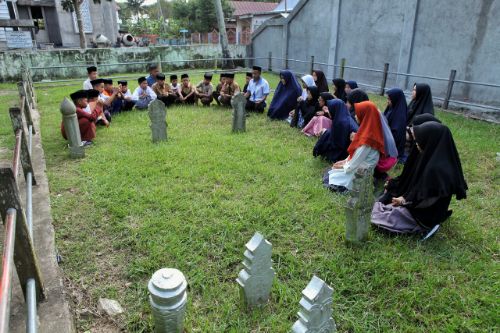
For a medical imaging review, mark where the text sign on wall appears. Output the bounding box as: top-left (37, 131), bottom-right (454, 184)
top-left (72, 0), bottom-right (93, 33)
top-left (6, 31), bottom-right (33, 49)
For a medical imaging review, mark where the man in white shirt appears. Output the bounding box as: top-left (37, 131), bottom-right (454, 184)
top-left (132, 76), bottom-right (157, 109)
top-left (83, 66), bottom-right (98, 90)
top-left (244, 66), bottom-right (270, 113)
top-left (169, 74), bottom-right (181, 102)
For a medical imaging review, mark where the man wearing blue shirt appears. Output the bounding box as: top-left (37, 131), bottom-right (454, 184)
top-left (146, 64), bottom-right (160, 87)
top-left (244, 66), bottom-right (270, 113)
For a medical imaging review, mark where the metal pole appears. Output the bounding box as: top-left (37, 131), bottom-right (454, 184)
top-left (443, 69), bottom-right (457, 109)
top-left (26, 124), bottom-right (37, 333)
top-left (340, 58), bottom-right (346, 79)
top-left (309, 55), bottom-right (315, 74)
top-left (380, 63), bottom-right (389, 96)
top-left (0, 209), bottom-right (17, 333)
top-left (268, 51), bottom-right (272, 72)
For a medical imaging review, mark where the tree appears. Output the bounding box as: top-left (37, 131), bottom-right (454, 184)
top-left (61, 0), bottom-right (112, 49)
top-left (213, 0), bottom-right (233, 69)
top-left (126, 0), bottom-right (146, 17)
top-left (172, 0), bottom-right (233, 33)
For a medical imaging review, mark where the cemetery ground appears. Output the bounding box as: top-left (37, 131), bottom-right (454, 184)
top-left (0, 74), bottom-right (499, 332)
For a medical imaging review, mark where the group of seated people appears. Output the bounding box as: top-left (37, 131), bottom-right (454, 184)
top-left (64, 64), bottom-right (273, 146)
top-left (266, 69), bottom-right (467, 238)
top-left (65, 65), bottom-right (467, 238)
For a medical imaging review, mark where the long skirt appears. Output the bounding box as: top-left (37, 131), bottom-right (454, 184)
top-left (371, 202), bottom-right (424, 234)
top-left (302, 116), bottom-right (332, 137)
top-left (327, 167), bottom-right (355, 190)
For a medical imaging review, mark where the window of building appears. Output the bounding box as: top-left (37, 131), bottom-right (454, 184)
top-left (31, 6), bottom-right (45, 30)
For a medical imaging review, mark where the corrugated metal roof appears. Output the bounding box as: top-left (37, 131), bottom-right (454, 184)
top-left (230, 1), bottom-right (279, 16)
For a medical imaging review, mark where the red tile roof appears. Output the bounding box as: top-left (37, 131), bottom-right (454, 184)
top-left (230, 1), bottom-right (279, 16)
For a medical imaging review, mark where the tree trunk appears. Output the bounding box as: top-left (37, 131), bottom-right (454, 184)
top-left (213, 0), bottom-right (234, 69)
top-left (74, 0), bottom-right (87, 49)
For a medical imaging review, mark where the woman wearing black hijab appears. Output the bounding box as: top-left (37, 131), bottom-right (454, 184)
top-left (312, 70), bottom-right (329, 94)
top-left (332, 78), bottom-right (347, 102)
top-left (291, 86), bottom-right (320, 128)
top-left (346, 88), bottom-right (369, 120)
top-left (384, 88), bottom-right (408, 160)
top-left (371, 121), bottom-right (467, 235)
top-left (379, 114), bottom-right (441, 204)
top-left (407, 83), bottom-right (434, 124)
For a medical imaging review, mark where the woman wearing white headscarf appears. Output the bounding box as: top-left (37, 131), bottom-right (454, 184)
top-left (299, 74), bottom-right (316, 100)
top-left (289, 74), bottom-right (317, 127)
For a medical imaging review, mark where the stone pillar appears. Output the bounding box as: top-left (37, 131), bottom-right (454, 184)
top-left (231, 93), bottom-right (246, 132)
top-left (60, 98), bottom-right (85, 158)
top-left (148, 99), bottom-right (167, 143)
top-left (344, 166), bottom-right (374, 243)
top-left (148, 268), bottom-right (188, 333)
top-left (236, 232), bottom-right (275, 309)
top-left (292, 276), bottom-right (337, 333)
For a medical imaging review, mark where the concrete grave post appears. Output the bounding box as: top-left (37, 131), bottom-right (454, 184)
top-left (292, 276), bottom-right (337, 333)
top-left (148, 268), bottom-right (188, 333)
top-left (148, 99), bottom-right (167, 143)
top-left (345, 166), bottom-right (374, 243)
top-left (60, 98), bottom-right (85, 158)
top-left (236, 232), bottom-right (275, 309)
top-left (231, 93), bottom-right (246, 132)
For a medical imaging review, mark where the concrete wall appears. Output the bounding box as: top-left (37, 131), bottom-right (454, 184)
top-left (0, 44), bottom-right (247, 81)
top-left (251, 0), bottom-right (500, 119)
top-left (54, 0), bottom-right (119, 48)
top-left (252, 21), bottom-right (285, 71)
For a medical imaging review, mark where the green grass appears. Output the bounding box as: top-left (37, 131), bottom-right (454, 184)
top-left (1, 72), bottom-right (499, 332)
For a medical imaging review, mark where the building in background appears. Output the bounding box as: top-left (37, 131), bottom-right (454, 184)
top-left (227, 1), bottom-right (278, 45)
top-left (0, 0), bottom-right (119, 50)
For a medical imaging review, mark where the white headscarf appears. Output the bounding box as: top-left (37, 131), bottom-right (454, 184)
top-left (301, 74), bottom-right (316, 87)
top-left (300, 75), bottom-right (316, 100)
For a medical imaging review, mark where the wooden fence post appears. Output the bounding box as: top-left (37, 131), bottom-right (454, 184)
top-left (443, 69), bottom-right (456, 109)
top-left (309, 55), bottom-right (315, 74)
top-left (340, 58), bottom-right (346, 79)
top-left (380, 63), bottom-right (389, 96)
top-left (268, 51), bottom-right (272, 72)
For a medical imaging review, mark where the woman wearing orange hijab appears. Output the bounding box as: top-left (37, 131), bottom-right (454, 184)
top-left (326, 101), bottom-right (386, 192)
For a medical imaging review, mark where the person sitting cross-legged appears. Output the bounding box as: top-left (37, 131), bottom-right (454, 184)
top-left (116, 80), bottom-right (135, 111)
top-left (245, 66), bottom-right (270, 113)
top-left (179, 74), bottom-right (196, 105)
top-left (90, 79), bottom-right (112, 124)
top-left (218, 73), bottom-right (240, 107)
top-left (212, 73), bottom-right (227, 105)
top-left (61, 90), bottom-right (97, 146)
top-left (132, 77), bottom-right (157, 110)
top-left (101, 79), bottom-right (122, 114)
top-left (195, 73), bottom-right (214, 106)
top-left (152, 73), bottom-right (176, 107)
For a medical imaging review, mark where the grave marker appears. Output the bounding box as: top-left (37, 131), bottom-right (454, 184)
top-left (345, 166), bottom-right (374, 243)
top-left (231, 93), bottom-right (246, 132)
top-left (148, 99), bottom-right (167, 143)
top-left (60, 98), bottom-right (84, 158)
top-left (148, 268), bottom-right (187, 333)
top-left (292, 275), bottom-right (336, 333)
top-left (236, 232), bottom-right (274, 309)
